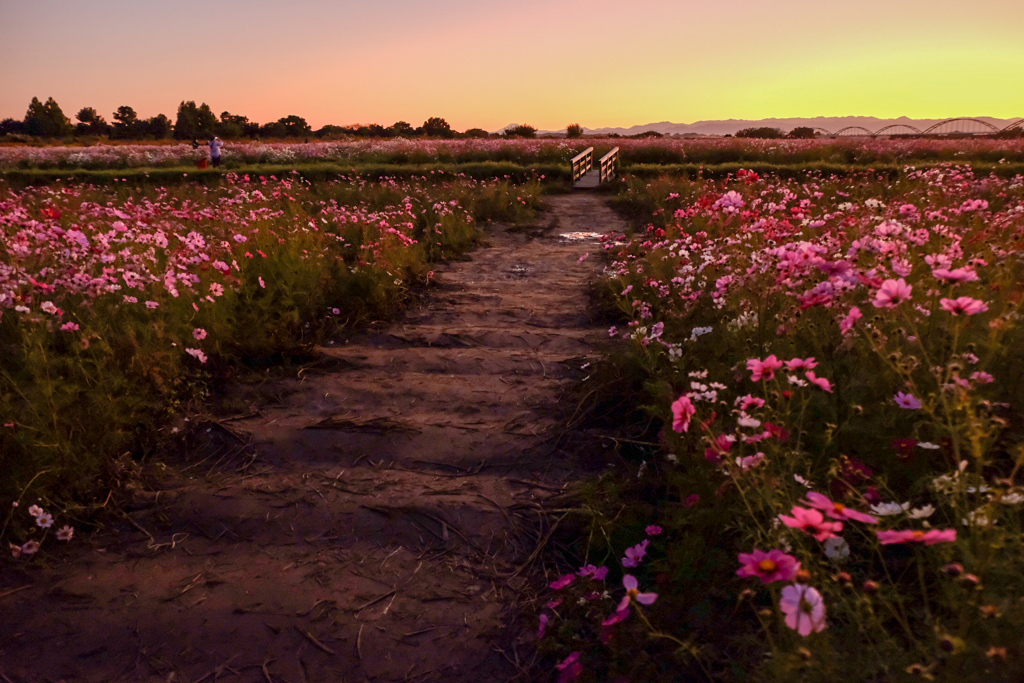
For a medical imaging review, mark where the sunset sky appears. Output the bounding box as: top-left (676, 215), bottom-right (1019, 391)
top-left (2, 0), bottom-right (1023, 131)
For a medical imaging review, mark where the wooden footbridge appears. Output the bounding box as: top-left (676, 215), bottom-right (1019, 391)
top-left (572, 146), bottom-right (619, 188)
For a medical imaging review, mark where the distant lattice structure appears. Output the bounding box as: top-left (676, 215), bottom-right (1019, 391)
top-left (810, 118), bottom-right (1022, 138)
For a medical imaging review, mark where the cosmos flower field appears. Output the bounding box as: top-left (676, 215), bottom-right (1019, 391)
top-left (2, 136), bottom-right (1024, 172)
top-left (0, 172), bottom-right (541, 543)
top-left (537, 165), bottom-right (1024, 680)
top-left (4, 138), bottom-right (1024, 680)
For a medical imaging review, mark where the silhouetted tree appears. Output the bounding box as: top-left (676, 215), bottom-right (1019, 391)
top-left (566, 123), bottom-right (584, 139)
top-left (503, 124), bottom-right (536, 139)
top-left (75, 107), bottom-right (109, 136)
top-left (174, 101), bottom-right (217, 140)
top-left (787, 127), bottom-right (818, 139)
top-left (277, 115), bottom-right (312, 137)
top-left (463, 128), bottom-right (489, 138)
top-left (24, 97), bottom-right (72, 137)
top-left (216, 111), bottom-right (250, 139)
top-left (111, 106), bottom-right (141, 139)
top-left (144, 114), bottom-right (173, 139)
top-left (736, 127), bottom-right (784, 139)
top-left (391, 121), bottom-right (414, 137)
top-left (0, 118), bottom-right (27, 136)
top-left (315, 125), bottom-right (348, 138)
top-left (421, 117), bottom-right (453, 138)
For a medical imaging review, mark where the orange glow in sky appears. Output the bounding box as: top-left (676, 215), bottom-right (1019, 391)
top-left (1, 0), bottom-right (1022, 131)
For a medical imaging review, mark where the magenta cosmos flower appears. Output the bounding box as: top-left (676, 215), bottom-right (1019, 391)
top-left (556, 652), bottom-right (583, 683)
top-left (747, 354), bottom-right (785, 381)
top-left (872, 278), bottom-right (912, 308)
top-left (804, 491), bottom-right (878, 524)
top-left (894, 392), bottom-right (922, 409)
top-left (780, 584), bottom-right (827, 636)
top-left (839, 306), bottom-right (862, 336)
top-left (622, 539), bottom-right (649, 567)
top-left (736, 549), bottom-right (801, 584)
top-left (876, 528), bottom-right (957, 545)
top-left (617, 574), bottom-right (658, 612)
top-left (940, 296), bottom-right (989, 316)
top-left (671, 395), bottom-right (696, 433)
top-left (932, 267), bottom-right (979, 283)
top-left (805, 371), bottom-right (833, 393)
top-left (549, 574), bottom-right (575, 590)
top-left (778, 506), bottom-right (844, 541)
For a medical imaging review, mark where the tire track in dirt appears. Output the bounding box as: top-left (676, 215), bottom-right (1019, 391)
top-left (0, 194), bottom-right (628, 683)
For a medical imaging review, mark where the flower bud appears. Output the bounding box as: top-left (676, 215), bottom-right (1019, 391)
top-left (986, 646), bottom-right (1007, 661)
top-left (958, 573), bottom-right (981, 588)
top-left (795, 569), bottom-right (812, 583)
top-left (862, 580), bottom-right (880, 594)
top-left (834, 571), bottom-right (852, 587)
top-left (941, 563), bottom-right (963, 578)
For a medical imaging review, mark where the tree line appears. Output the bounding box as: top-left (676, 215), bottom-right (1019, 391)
top-left (0, 97), bottom-right (558, 141)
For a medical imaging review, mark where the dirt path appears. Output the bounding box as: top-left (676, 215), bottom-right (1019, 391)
top-left (0, 194), bottom-right (628, 683)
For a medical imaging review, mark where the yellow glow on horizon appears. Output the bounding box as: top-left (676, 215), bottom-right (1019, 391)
top-left (1, 0), bottom-right (1022, 131)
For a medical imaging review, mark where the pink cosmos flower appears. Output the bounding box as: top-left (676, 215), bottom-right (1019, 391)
top-left (646, 525), bottom-right (663, 536)
top-left (622, 539), bottom-right (650, 567)
top-left (971, 371), bottom-right (994, 384)
top-left (601, 608), bottom-right (630, 627)
top-left (839, 306), bottom-right (862, 336)
top-left (805, 371), bottom-right (833, 393)
top-left (877, 528), bottom-right (957, 545)
top-left (736, 452), bottom-right (765, 471)
top-left (555, 652), bottom-right (583, 683)
top-left (549, 574), bottom-right (576, 590)
top-left (193, 328), bottom-right (208, 341)
top-left (258, 276), bottom-right (266, 289)
top-left (894, 392), bottom-right (922, 409)
top-left (60, 321), bottom-right (80, 331)
top-left (577, 564), bottom-right (609, 580)
top-left (940, 297), bottom-right (989, 316)
top-left (537, 613), bottom-right (549, 639)
top-left (736, 549), bottom-right (801, 584)
top-left (684, 493), bottom-right (701, 508)
top-left (19, 540), bottom-right (40, 556)
top-left (779, 584), bottom-right (827, 636)
top-left (617, 574), bottom-right (658, 612)
top-left (872, 278), bottom-right (912, 308)
top-left (785, 357), bottom-right (818, 371)
top-left (737, 394), bottom-right (765, 411)
top-left (933, 267), bottom-right (979, 283)
top-left (804, 491), bottom-right (877, 524)
top-left (671, 395), bottom-right (696, 433)
top-left (747, 355), bottom-right (785, 381)
top-left (55, 525), bottom-right (74, 541)
top-left (185, 348), bottom-right (208, 364)
top-left (778, 506), bottom-right (844, 541)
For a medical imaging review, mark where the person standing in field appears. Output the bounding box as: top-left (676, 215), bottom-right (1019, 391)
top-left (209, 136), bottom-right (224, 167)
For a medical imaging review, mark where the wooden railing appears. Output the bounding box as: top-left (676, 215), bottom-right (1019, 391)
top-left (571, 147), bottom-right (594, 183)
top-left (600, 147), bottom-right (619, 184)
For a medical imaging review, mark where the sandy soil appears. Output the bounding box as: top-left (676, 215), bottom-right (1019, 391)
top-left (0, 194), bottom-right (629, 683)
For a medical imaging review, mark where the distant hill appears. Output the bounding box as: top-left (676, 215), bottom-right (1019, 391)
top-left (526, 116), bottom-right (1022, 137)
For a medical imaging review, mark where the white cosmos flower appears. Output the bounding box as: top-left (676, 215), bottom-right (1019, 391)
top-left (908, 505), bottom-right (935, 519)
top-left (870, 502), bottom-right (910, 516)
top-left (824, 536), bottom-right (850, 561)
top-left (918, 442), bottom-right (940, 450)
top-left (1000, 492), bottom-right (1024, 505)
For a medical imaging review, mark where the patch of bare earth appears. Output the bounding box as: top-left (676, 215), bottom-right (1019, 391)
top-left (0, 194), bottom-right (629, 683)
